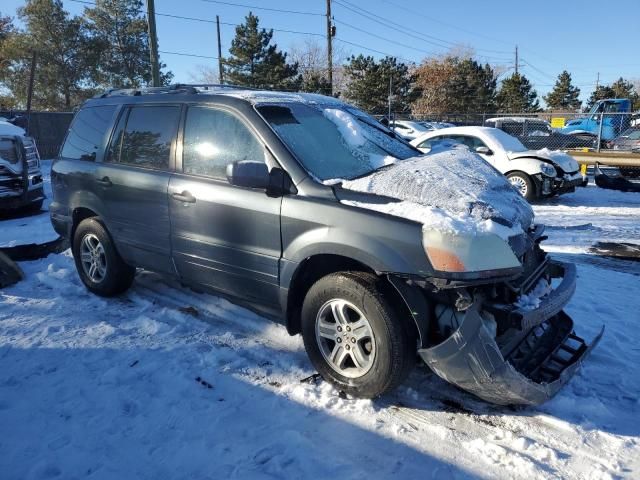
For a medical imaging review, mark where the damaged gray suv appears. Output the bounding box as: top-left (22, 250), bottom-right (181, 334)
top-left (51, 85), bottom-right (602, 405)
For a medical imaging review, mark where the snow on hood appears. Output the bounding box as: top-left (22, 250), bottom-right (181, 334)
top-left (509, 148), bottom-right (579, 173)
top-left (0, 120), bottom-right (25, 137)
top-left (339, 144), bottom-right (534, 239)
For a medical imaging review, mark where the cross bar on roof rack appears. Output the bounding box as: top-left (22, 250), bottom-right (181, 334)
top-left (95, 83), bottom-right (265, 99)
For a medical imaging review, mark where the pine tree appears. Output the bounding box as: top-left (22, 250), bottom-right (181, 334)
top-left (447, 59), bottom-right (496, 113)
top-left (412, 56), bottom-right (496, 114)
top-left (83, 0), bottom-right (172, 88)
top-left (543, 71), bottom-right (581, 110)
top-left (586, 85), bottom-right (616, 109)
top-left (224, 12), bottom-right (301, 90)
top-left (586, 78), bottom-right (639, 109)
top-left (343, 55), bottom-right (417, 114)
top-left (496, 73), bottom-right (540, 112)
top-left (0, 0), bottom-right (93, 109)
top-left (0, 11), bottom-right (14, 42)
top-left (300, 72), bottom-right (332, 95)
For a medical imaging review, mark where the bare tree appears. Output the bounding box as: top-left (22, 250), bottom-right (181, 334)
top-left (288, 38), bottom-right (350, 95)
top-left (188, 64), bottom-right (219, 84)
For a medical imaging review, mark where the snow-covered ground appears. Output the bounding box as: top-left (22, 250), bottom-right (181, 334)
top-left (1, 175), bottom-right (639, 479)
top-left (533, 183), bottom-right (640, 255)
top-left (0, 160), bottom-right (58, 247)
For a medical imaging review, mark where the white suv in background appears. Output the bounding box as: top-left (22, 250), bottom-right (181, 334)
top-left (411, 126), bottom-right (584, 201)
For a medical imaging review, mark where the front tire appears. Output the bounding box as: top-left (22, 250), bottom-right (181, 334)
top-left (507, 171), bottom-right (536, 201)
top-left (72, 218), bottom-right (135, 296)
top-left (301, 272), bottom-right (415, 398)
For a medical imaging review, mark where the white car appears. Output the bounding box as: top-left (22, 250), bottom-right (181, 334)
top-left (390, 120), bottom-right (433, 141)
top-left (411, 126), bottom-right (584, 201)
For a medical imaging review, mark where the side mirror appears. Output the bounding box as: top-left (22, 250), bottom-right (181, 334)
top-left (226, 160), bottom-right (270, 189)
top-left (475, 146), bottom-right (493, 155)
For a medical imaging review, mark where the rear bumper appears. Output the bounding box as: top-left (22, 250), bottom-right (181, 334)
top-left (417, 260), bottom-right (603, 406)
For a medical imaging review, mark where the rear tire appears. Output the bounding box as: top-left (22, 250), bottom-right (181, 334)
top-left (301, 272), bottom-right (415, 399)
top-left (72, 218), bottom-right (135, 296)
top-left (507, 171), bottom-right (536, 201)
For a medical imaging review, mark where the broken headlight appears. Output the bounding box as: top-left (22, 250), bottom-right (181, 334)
top-left (422, 229), bottom-right (521, 273)
top-left (540, 163), bottom-right (557, 178)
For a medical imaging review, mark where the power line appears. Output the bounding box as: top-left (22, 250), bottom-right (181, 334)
top-left (199, 0), bottom-right (324, 16)
top-left (521, 59), bottom-right (556, 80)
top-left (378, 0), bottom-right (514, 48)
top-left (334, 0), bottom-right (512, 58)
top-left (333, 19), bottom-right (436, 58)
top-left (333, 38), bottom-right (413, 63)
top-left (159, 50), bottom-right (218, 60)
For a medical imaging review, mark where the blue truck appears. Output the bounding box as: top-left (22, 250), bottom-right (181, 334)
top-left (560, 98), bottom-right (633, 142)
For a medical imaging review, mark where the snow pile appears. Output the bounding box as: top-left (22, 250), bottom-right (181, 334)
top-left (0, 119), bottom-right (25, 136)
top-left (515, 278), bottom-right (552, 310)
top-left (322, 108), bottom-right (397, 174)
top-left (323, 108), bottom-right (366, 147)
top-left (340, 144), bottom-right (534, 239)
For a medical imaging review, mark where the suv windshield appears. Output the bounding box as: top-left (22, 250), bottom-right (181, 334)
top-left (258, 103), bottom-right (419, 181)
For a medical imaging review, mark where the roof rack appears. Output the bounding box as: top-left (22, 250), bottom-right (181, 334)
top-left (95, 83), bottom-right (259, 99)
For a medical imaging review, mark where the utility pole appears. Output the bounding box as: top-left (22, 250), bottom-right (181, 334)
top-left (25, 51), bottom-right (37, 136)
top-left (387, 73), bottom-right (393, 124)
top-left (216, 15), bottom-right (224, 84)
top-left (515, 45), bottom-right (519, 75)
top-left (595, 72), bottom-right (600, 90)
top-left (326, 0), bottom-right (333, 95)
top-left (146, 0), bottom-right (160, 87)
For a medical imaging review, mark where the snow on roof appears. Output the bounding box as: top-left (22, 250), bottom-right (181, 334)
top-left (199, 87), bottom-right (344, 106)
top-left (485, 117), bottom-right (549, 124)
top-left (0, 120), bottom-right (25, 137)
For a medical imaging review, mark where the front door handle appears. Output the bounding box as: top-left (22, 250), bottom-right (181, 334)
top-left (96, 176), bottom-right (112, 187)
top-left (171, 191), bottom-right (196, 203)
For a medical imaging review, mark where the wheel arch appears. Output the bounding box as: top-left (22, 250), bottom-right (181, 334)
top-left (71, 207), bottom-right (100, 240)
top-left (283, 254), bottom-right (419, 342)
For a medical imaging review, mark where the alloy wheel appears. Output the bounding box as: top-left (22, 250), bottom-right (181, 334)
top-left (315, 299), bottom-right (376, 378)
top-left (80, 233), bottom-right (107, 283)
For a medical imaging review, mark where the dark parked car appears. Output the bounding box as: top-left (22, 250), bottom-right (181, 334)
top-left (608, 128), bottom-right (640, 178)
top-left (0, 129), bottom-right (45, 212)
top-left (51, 85), bottom-right (600, 405)
top-left (607, 127), bottom-right (640, 151)
top-left (485, 117), bottom-right (596, 150)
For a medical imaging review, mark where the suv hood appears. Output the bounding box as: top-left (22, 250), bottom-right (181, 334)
top-left (508, 149), bottom-right (579, 173)
top-left (337, 144), bottom-right (534, 239)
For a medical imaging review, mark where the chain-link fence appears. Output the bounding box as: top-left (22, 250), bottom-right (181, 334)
top-left (383, 110), bottom-right (640, 153)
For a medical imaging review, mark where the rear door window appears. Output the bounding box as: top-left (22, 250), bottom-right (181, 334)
top-left (60, 105), bottom-right (116, 161)
top-left (107, 105), bottom-right (180, 170)
top-left (182, 106), bottom-right (264, 179)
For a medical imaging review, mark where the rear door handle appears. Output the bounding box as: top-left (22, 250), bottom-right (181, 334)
top-left (171, 191), bottom-right (196, 203)
top-left (96, 176), bottom-right (112, 187)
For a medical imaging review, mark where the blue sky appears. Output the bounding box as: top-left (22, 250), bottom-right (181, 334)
top-left (4, 0), bottom-right (640, 103)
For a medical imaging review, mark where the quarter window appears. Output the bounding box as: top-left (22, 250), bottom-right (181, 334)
top-left (107, 106), bottom-right (180, 170)
top-left (60, 105), bottom-right (116, 161)
top-left (182, 107), bottom-right (264, 179)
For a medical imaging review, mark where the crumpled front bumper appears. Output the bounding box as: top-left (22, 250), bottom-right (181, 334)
top-left (417, 261), bottom-right (604, 406)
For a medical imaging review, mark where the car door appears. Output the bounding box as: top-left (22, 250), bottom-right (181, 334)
top-left (98, 104), bottom-right (181, 274)
top-left (168, 105), bottom-right (282, 306)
